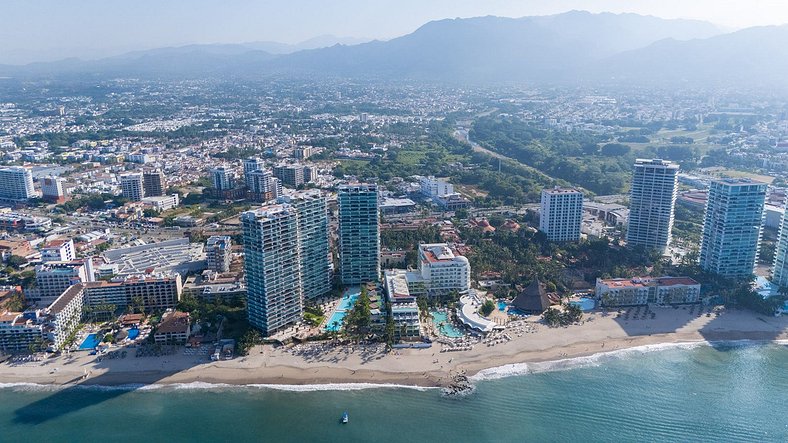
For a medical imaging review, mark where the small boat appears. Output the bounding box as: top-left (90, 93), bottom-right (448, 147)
top-left (341, 411), bottom-right (349, 424)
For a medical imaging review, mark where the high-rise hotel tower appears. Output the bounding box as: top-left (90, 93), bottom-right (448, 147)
top-left (626, 159), bottom-right (679, 253)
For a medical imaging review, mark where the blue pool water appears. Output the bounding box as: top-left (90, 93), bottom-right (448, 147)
top-left (325, 311), bottom-right (346, 332)
top-left (78, 334), bottom-right (101, 350)
top-left (497, 301), bottom-right (507, 312)
top-left (127, 328), bottom-right (139, 340)
top-left (431, 311), bottom-right (464, 338)
top-left (337, 292), bottom-right (359, 311)
top-left (570, 297), bottom-right (596, 311)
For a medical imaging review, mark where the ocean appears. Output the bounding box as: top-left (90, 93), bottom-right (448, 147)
top-left (1, 342), bottom-right (786, 442)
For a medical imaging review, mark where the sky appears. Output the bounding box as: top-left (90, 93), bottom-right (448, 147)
top-left (2, 0), bottom-right (788, 64)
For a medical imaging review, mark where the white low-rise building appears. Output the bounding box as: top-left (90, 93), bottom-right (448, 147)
top-left (596, 277), bottom-right (701, 307)
top-left (141, 194), bottom-right (180, 212)
top-left (417, 243), bottom-right (471, 297)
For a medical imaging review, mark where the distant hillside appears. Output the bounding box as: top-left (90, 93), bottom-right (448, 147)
top-left (15, 10), bottom-right (788, 88)
top-left (597, 25), bottom-right (788, 87)
top-left (269, 11), bottom-right (723, 82)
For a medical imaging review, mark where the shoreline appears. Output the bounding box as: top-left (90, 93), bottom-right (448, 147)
top-left (2, 308), bottom-right (786, 390)
top-left (2, 330), bottom-right (786, 391)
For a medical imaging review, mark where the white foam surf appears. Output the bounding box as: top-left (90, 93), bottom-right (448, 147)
top-left (469, 340), bottom-right (748, 382)
top-left (0, 380), bottom-right (437, 393)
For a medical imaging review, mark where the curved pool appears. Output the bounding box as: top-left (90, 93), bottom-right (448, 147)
top-left (570, 297), bottom-right (596, 311)
top-left (431, 311), bottom-right (464, 338)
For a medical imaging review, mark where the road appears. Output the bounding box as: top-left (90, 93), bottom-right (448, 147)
top-left (453, 127), bottom-right (558, 184)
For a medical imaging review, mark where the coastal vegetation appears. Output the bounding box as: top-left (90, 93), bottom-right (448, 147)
top-left (470, 116), bottom-right (631, 194)
top-left (480, 300), bottom-right (495, 317)
top-left (542, 304), bottom-right (583, 327)
top-left (343, 287), bottom-right (372, 341)
top-left (335, 120), bottom-right (561, 206)
top-left (460, 223), bottom-right (658, 294)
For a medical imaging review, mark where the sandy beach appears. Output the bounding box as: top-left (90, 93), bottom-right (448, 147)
top-left (2, 306), bottom-right (787, 388)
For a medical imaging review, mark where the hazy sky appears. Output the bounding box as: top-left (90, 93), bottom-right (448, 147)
top-left (2, 0), bottom-right (788, 64)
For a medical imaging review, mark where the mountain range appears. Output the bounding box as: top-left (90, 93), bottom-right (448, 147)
top-left (1, 10), bottom-right (785, 87)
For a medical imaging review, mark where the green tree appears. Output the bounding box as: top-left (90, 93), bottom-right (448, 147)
top-left (480, 300), bottom-right (495, 316)
top-left (6, 255), bottom-right (27, 269)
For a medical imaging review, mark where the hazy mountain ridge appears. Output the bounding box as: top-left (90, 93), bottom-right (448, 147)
top-left (2, 11), bottom-right (785, 86)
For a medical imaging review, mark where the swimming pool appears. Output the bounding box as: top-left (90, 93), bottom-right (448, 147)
top-left (431, 311), bottom-right (464, 338)
top-left (498, 301), bottom-right (507, 312)
top-left (337, 292), bottom-right (359, 311)
top-left (325, 311), bottom-right (346, 332)
top-left (127, 328), bottom-right (140, 340)
top-left (79, 333), bottom-right (101, 350)
top-left (570, 297), bottom-right (596, 311)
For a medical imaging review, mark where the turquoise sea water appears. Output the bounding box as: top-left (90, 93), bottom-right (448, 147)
top-left (1, 342), bottom-right (786, 442)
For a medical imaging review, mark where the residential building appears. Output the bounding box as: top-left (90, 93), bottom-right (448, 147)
top-left (273, 164), bottom-right (305, 188)
top-left (303, 166), bottom-right (314, 183)
top-left (539, 187), bottom-right (584, 242)
top-left (338, 184), bottom-right (380, 285)
top-left (125, 153), bottom-right (150, 164)
top-left (774, 203), bottom-right (788, 287)
top-left (416, 243), bottom-right (471, 297)
top-left (0, 166), bottom-right (35, 202)
top-left (626, 159), bottom-right (679, 253)
top-left (182, 272), bottom-right (246, 302)
top-left (154, 310), bottom-right (190, 344)
top-left (242, 205), bottom-right (303, 336)
top-left (420, 176), bottom-right (453, 198)
top-left (247, 169), bottom-right (280, 202)
top-left (0, 311), bottom-right (44, 352)
top-left (294, 146), bottom-right (315, 160)
top-left (142, 170), bottom-right (166, 197)
top-left (280, 190), bottom-right (331, 299)
top-left (120, 173), bottom-right (145, 201)
top-left (46, 284), bottom-right (86, 350)
top-left (383, 270), bottom-right (421, 339)
top-left (211, 166), bottom-right (234, 191)
top-left (243, 158), bottom-right (263, 188)
top-left (83, 273), bottom-right (182, 313)
top-left (29, 262), bottom-right (87, 306)
top-left (595, 277), bottom-right (701, 307)
top-left (699, 179), bottom-right (767, 278)
top-left (41, 239), bottom-right (76, 263)
top-left (41, 176), bottom-right (66, 203)
top-left (206, 235), bottom-right (232, 273)
top-left (141, 194), bottom-right (179, 212)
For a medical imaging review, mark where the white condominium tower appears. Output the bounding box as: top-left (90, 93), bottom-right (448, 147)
top-left (211, 166), bottom-right (234, 191)
top-left (120, 173), bottom-right (145, 201)
top-left (242, 205), bottom-right (303, 336)
top-left (539, 187), bottom-right (583, 242)
top-left (699, 178), bottom-right (767, 278)
top-left (338, 183), bottom-right (380, 285)
top-left (626, 159), bottom-right (679, 253)
top-left (773, 203), bottom-right (788, 287)
top-left (280, 190), bottom-right (331, 300)
top-left (243, 158), bottom-right (263, 188)
top-left (0, 166), bottom-right (35, 202)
